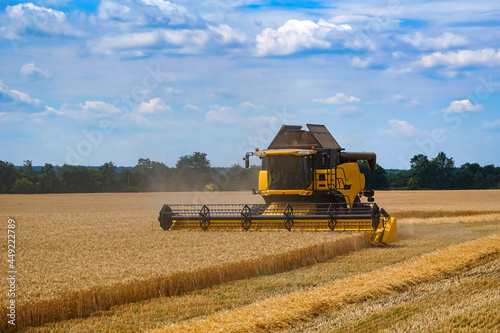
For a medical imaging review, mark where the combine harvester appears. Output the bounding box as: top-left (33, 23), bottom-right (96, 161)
top-left (159, 124), bottom-right (397, 245)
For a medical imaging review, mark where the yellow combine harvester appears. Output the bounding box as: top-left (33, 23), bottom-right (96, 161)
top-left (159, 124), bottom-right (397, 245)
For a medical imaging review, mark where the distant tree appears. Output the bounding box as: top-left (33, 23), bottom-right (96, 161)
top-left (119, 169), bottom-right (137, 191)
top-left (99, 162), bottom-right (118, 192)
top-left (219, 164), bottom-right (260, 191)
top-left (387, 170), bottom-right (412, 189)
top-left (0, 161), bottom-right (19, 193)
top-left (57, 164), bottom-right (98, 192)
top-left (36, 163), bottom-right (58, 193)
top-left (20, 160), bottom-right (37, 183)
top-left (430, 152), bottom-right (455, 189)
top-left (133, 158), bottom-right (152, 190)
top-left (150, 161), bottom-right (170, 191)
top-left (12, 178), bottom-right (35, 194)
top-left (174, 152), bottom-right (212, 190)
top-left (176, 152), bottom-right (211, 169)
top-left (409, 154), bottom-right (433, 189)
top-left (357, 162), bottom-right (390, 190)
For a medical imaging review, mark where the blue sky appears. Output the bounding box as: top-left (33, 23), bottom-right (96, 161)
top-left (0, 0), bottom-right (499, 169)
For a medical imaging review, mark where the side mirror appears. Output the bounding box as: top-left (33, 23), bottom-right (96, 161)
top-left (244, 153), bottom-right (250, 168)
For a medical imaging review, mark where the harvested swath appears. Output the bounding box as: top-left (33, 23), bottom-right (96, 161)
top-left (156, 233), bottom-right (500, 333)
top-left (287, 256), bottom-right (500, 332)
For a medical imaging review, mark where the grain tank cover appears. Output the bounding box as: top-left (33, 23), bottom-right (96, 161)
top-left (268, 124), bottom-right (341, 149)
top-left (306, 124), bottom-right (342, 149)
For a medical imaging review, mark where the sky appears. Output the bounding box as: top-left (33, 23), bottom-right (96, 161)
top-left (0, 0), bottom-right (499, 169)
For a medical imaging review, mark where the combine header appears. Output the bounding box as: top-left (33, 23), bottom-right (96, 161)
top-left (159, 124), bottom-right (397, 245)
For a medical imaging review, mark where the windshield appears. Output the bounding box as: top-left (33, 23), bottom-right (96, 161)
top-left (267, 155), bottom-right (313, 190)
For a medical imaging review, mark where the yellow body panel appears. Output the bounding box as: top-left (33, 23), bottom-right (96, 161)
top-left (259, 170), bottom-right (268, 192)
top-left (336, 162), bottom-right (365, 204)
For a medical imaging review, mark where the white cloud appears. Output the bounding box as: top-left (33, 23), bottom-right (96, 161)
top-left (37, 101), bottom-right (122, 121)
top-left (0, 79), bottom-right (42, 104)
top-left (205, 105), bottom-right (237, 124)
top-left (81, 101), bottom-right (122, 116)
top-left (20, 62), bottom-right (52, 79)
top-left (350, 56), bottom-right (374, 69)
top-left (382, 119), bottom-right (424, 137)
top-left (406, 99), bottom-right (420, 107)
top-left (134, 98), bottom-right (172, 114)
top-left (88, 24), bottom-right (244, 55)
top-left (240, 101), bottom-right (260, 109)
top-left (482, 119), bottom-right (500, 130)
top-left (314, 93), bottom-right (360, 104)
top-left (402, 32), bottom-right (468, 50)
top-left (97, 0), bottom-right (132, 21)
top-left (255, 19), bottom-right (352, 56)
top-left (417, 48), bottom-right (500, 68)
top-left (209, 24), bottom-right (246, 45)
top-left (329, 15), bottom-right (373, 24)
top-left (97, 0), bottom-right (199, 27)
top-left (128, 98), bottom-right (172, 126)
top-left (3, 3), bottom-right (84, 39)
top-left (183, 104), bottom-right (202, 112)
top-left (165, 87), bottom-right (182, 95)
top-left (32, 106), bottom-right (65, 117)
top-left (442, 100), bottom-right (482, 113)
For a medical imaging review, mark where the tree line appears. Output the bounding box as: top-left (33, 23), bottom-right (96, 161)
top-left (0, 152), bottom-right (260, 194)
top-left (0, 151), bottom-right (499, 194)
top-left (361, 152), bottom-right (500, 190)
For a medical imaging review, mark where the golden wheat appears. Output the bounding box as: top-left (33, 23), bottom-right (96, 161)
top-left (287, 256), bottom-right (500, 332)
top-left (0, 193), bottom-right (370, 331)
top-left (2, 190), bottom-right (499, 331)
top-left (155, 233), bottom-right (500, 333)
top-left (25, 219), bottom-right (500, 333)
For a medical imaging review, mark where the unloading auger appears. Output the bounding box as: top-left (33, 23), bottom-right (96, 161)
top-left (159, 124), bottom-right (397, 245)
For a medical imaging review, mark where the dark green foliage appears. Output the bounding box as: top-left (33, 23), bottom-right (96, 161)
top-left (0, 151), bottom-right (498, 193)
top-left (357, 162), bottom-right (391, 190)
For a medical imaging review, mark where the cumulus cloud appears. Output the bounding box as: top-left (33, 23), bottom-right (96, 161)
top-left (417, 48), bottom-right (500, 68)
top-left (402, 32), bottom-right (468, 50)
top-left (134, 97), bottom-right (172, 114)
top-left (442, 100), bottom-right (482, 113)
top-left (20, 62), bottom-right (52, 79)
top-left (314, 93), bottom-right (360, 104)
top-left (382, 119), bottom-right (424, 137)
top-left (88, 24), bottom-right (244, 55)
top-left (255, 19), bottom-right (352, 56)
top-left (2, 3), bottom-right (84, 39)
top-left (0, 79), bottom-right (42, 104)
top-left (128, 97), bottom-right (172, 125)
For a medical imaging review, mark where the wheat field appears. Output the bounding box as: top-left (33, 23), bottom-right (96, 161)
top-left (0, 192), bottom-right (369, 331)
top-left (1, 190), bottom-right (499, 332)
top-left (155, 234), bottom-right (500, 333)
